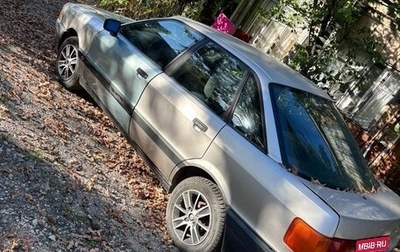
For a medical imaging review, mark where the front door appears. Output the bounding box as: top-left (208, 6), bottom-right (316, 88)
top-left (85, 19), bottom-right (203, 132)
top-left (84, 31), bottom-right (160, 131)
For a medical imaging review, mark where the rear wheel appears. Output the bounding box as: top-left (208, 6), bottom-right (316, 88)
top-left (166, 177), bottom-right (226, 252)
top-left (56, 36), bottom-right (81, 90)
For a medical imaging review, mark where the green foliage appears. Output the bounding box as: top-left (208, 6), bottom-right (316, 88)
top-left (98, 0), bottom-right (207, 20)
top-left (181, 0), bottom-right (205, 20)
top-left (388, 3), bottom-right (400, 32)
top-left (260, 0), bottom-right (397, 88)
top-left (98, 0), bottom-right (182, 19)
top-left (97, 0), bottom-right (233, 23)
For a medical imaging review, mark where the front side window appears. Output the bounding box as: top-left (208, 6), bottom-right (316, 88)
top-left (231, 75), bottom-right (265, 149)
top-left (171, 42), bottom-right (246, 115)
top-left (120, 20), bottom-right (204, 68)
top-left (271, 84), bottom-right (378, 192)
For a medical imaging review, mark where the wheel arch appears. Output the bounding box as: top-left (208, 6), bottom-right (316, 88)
top-left (58, 28), bottom-right (78, 50)
top-left (169, 163), bottom-right (232, 205)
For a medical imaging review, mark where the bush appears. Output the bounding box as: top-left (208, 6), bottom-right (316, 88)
top-left (98, 0), bottom-right (203, 20)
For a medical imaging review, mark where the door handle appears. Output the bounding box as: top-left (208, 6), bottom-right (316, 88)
top-left (192, 118), bottom-right (208, 133)
top-left (136, 68), bottom-right (148, 79)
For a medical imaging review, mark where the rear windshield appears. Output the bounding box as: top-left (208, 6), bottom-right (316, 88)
top-left (270, 84), bottom-right (379, 192)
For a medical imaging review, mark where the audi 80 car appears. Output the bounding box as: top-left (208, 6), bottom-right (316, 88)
top-left (55, 3), bottom-right (400, 252)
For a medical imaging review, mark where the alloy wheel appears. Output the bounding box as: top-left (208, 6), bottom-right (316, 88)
top-left (57, 43), bottom-right (78, 81)
top-left (171, 189), bottom-right (212, 246)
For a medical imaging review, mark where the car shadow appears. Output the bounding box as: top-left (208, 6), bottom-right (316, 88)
top-left (0, 132), bottom-right (176, 251)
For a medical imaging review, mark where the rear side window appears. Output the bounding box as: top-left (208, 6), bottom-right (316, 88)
top-left (171, 41), bottom-right (246, 115)
top-left (120, 20), bottom-right (204, 68)
top-left (271, 84), bottom-right (378, 192)
top-left (230, 75), bottom-right (265, 149)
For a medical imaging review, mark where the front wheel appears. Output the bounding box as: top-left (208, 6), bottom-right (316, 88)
top-left (56, 36), bottom-right (81, 90)
top-left (166, 177), bottom-right (226, 252)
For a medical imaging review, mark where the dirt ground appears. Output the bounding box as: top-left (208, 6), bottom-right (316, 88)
top-left (0, 0), bottom-right (178, 251)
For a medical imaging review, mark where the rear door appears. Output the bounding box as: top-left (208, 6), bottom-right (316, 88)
top-left (130, 41), bottom-right (248, 177)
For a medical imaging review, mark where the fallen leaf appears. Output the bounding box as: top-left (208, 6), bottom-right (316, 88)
top-left (24, 193), bottom-right (35, 204)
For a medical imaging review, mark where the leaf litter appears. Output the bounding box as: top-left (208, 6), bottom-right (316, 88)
top-left (0, 0), bottom-right (177, 251)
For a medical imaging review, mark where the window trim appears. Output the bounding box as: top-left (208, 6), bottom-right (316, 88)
top-left (164, 38), bottom-right (210, 75)
top-left (227, 71), bottom-right (268, 153)
top-left (166, 40), bottom-right (250, 117)
top-left (119, 18), bottom-right (206, 71)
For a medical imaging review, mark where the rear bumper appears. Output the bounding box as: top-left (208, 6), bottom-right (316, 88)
top-left (222, 209), bottom-right (275, 252)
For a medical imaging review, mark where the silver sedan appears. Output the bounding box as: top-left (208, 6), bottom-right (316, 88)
top-left (56, 3), bottom-right (400, 251)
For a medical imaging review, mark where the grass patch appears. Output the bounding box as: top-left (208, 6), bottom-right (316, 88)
top-left (49, 175), bottom-right (62, 189)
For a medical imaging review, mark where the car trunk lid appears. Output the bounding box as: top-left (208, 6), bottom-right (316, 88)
top-left (304, 181), bottom-right (400, 251)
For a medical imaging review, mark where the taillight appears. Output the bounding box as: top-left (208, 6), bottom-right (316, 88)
top-left (284, 218), bottom-right (356, 252)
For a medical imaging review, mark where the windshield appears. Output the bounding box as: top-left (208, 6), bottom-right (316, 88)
top-left (270, 84), bottom-right (379, 192)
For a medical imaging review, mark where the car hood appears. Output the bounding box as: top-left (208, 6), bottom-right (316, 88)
top-left (304, 180), bottom-right (400, 248)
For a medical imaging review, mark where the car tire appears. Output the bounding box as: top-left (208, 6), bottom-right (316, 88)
top-left (166, 176), bottom-right (226, 252)
top-left (56, 36), bottom-right (81, 90)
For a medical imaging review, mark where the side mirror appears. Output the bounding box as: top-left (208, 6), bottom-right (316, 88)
top-left (104, 19), bottom-right (121, 36)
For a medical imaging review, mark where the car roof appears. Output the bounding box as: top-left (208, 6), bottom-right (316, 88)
top-left (173, 16), bottom-right (330, 100)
